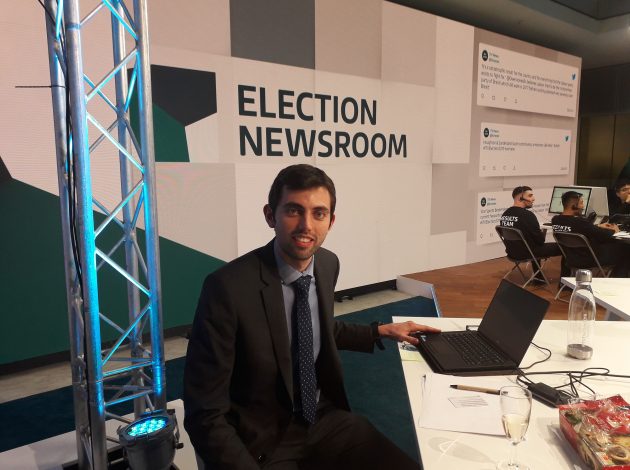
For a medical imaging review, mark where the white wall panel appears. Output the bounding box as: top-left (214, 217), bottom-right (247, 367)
top-left (234, 163), bottom-right (288, 256)
top-left (155, 163), bottom-right (237, 261)
top-left (433, 18), bottom-right (474, 164)
top-left (186, 116), bottom-right (221, 163)
top-left (428, 231), bottom-right (467, 270)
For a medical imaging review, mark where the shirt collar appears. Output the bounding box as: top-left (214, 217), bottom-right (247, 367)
top-left (273, 239), bottom-right (314, 285)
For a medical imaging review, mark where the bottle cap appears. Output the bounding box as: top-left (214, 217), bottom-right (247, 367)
top-left (576, 269), bottom-right (592, 283)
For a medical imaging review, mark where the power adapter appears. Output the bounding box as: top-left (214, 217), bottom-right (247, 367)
top-left (527, 382), bottom-right (571, 407)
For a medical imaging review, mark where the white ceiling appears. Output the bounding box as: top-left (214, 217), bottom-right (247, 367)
top-left (393, 0), bottom-right (630, 69)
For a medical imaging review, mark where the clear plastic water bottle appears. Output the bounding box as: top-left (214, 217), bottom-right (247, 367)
top-left (567, 269), bottom-right (596, 359)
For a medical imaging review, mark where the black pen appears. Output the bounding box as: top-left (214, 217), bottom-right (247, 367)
top-left (450, 384), bottom-right (501, 395)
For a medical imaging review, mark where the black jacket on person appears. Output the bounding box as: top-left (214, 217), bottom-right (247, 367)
top-left (609, 199), bottom-right (630, 216)
top-left (551, 214), bottom-right (620, 270)
top-left (499, 206), bottom-right (546, 259)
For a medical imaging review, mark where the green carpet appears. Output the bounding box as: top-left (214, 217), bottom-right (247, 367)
top-left (338, 295), bottom-right (438, 465)
top-left (0, 295), bottom-right (437, 463)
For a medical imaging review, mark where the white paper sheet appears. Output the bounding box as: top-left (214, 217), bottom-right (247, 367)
top-left (418, 372), bottom-right (518, 435)
top-left (398, 342), bottom-right (424, 362)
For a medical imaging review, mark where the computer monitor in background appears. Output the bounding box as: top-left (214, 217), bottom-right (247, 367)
top-left (586, 187), bottom-right (609, 217)
top-left (548, 186), bottom-right (592, 215)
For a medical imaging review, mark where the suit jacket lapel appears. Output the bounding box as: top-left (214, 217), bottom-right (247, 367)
top-left (259, 241), bottom-right (294, 400)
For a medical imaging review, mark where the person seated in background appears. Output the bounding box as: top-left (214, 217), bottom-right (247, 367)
top-left (552, 190), bottom-right (630, 277)
top-left (609, 178), bottom-right (630, 216)
top-left (500, 185), bottom-right (568, 281)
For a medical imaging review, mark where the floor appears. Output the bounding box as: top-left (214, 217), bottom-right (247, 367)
top-left (405, 255), bottom-right (607, 320)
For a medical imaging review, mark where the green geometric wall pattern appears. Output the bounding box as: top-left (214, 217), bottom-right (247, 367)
top-left (130, 102), bottom-right (190, 163)
top-left (129, 65), bottom-right (218, 163)
top-left (0, 175), bottom-right (225, 365)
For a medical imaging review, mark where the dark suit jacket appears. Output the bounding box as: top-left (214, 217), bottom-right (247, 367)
top-left (183, 240), bottom-right (375, 469)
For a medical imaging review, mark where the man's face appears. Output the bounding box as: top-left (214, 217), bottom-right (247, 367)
top-left (521, 190), bottom-right (535, 208)
top-left (577, 197), bottom-right (585, 212)
top-left (264, 186), bottom-right (335, 272)
top-left (616, 184), bottom-right (630, 203)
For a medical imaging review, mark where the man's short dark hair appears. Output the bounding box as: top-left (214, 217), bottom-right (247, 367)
top-left (561, 190), bottom-right (582, 209)
top-left (614, 178), bottom-right (630, 192)
top-left (268, 164), bottom-right (336, 214)
top-left (512, 185), bottom-right (532, 199)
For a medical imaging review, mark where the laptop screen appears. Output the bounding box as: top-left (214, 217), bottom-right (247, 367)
top-left (478, 280), bottom-right (549, 363)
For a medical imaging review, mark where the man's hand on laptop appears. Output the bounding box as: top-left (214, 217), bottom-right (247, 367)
top-left (378, 321), bottom-right (441, 345)
top-left (599, 222), bottom-right (620, 232)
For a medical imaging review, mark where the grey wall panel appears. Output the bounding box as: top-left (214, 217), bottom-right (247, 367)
top-left (230, 0), bottom-right (315, 69)
top-left (430, 164), bottom-right (470, 235)
top-left (315, 0), bottom-right (382, 79)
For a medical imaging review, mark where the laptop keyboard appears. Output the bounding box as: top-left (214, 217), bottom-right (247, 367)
top-left (442, 332), bottom-right (505, 365)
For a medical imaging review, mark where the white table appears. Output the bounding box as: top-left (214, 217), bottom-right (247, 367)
top-left (394, 316), bottom-right (630, 470)
top-left (561, 277), bottom-right (630, 320)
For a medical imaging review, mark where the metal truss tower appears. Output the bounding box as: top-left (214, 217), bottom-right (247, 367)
top-left (44, 0), bottom-right (164, 468)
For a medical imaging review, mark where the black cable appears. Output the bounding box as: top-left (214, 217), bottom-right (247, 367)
top-left (517, 368), bottom-right (630, 400)
top-left (36, 0), bottom-right (55, 24)
top-left (37, 1), bottom-right (120, 463)
top-left (37, 1), bottom-right (95, 453)
top-left (519, 342), bottom-right (552, 370)
top-left (14, 85), bottom-right (66, 89)
top-left (34, 1), bottom-right (82, 293)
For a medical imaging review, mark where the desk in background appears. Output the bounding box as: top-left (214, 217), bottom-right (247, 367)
top-left (395, 316), bottom-right (630, 470)
top-left (561, 277), bottom-right (630, 320)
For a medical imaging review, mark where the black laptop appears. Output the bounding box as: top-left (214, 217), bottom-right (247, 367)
top-left (610, 213), bottom-right (630, 231)
top-left (415, 279), bottom-right (549, 376)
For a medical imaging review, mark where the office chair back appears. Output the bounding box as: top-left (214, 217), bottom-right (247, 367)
top-left (495, 225), bottom-right (550, 287)
top-left (552, 232), bottom-right (612, 278)
top-left (495, 225), bottom-right (537, 260)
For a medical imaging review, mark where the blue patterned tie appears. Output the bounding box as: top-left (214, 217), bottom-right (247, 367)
top-left (292, 275), bottom-right (317, 424)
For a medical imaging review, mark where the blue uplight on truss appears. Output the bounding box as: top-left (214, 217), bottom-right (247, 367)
top-left (118, 410), bottom-right (181, 470)
top-left (127, 416), bottom-right (167, 437)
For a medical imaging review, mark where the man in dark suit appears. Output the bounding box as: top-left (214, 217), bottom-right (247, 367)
top-left (184, 164), bottom-right (439, 469)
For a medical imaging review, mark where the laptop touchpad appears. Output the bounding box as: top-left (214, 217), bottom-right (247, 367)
top-left (429, 341), bottom-right (454, 354)
top-left (425, 337), bottom-right (462, 367)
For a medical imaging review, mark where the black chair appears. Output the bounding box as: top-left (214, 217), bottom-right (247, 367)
top-left (552, 232), bottom-right (613, 299)
top-left (495, 225), bottom-right (550, 287)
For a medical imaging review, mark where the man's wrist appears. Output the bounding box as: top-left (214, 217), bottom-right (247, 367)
top-left (370, 321), bottom-right (385, 350)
